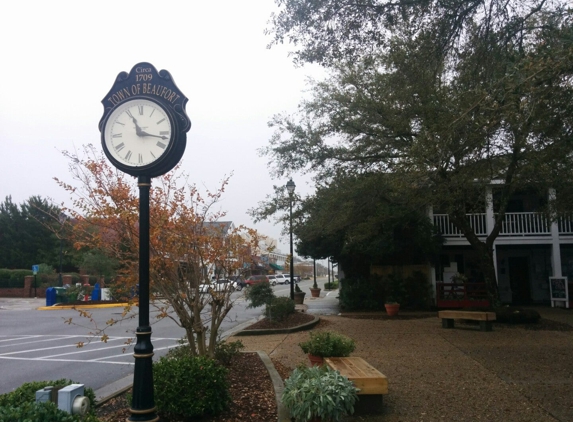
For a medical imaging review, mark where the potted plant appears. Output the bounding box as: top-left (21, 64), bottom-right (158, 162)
top-left (299, 331), bottom-right (356, 366)
top-left (294, 283), bottom-right (306, 304)
top-left (384, 299), bottom-right (400, 316)
top-left (384, 273), bottom-right (407, 316)
top-left (309, 277), bottom-right (321, 298)
top-left (282, 365), bottom-right (359, 422)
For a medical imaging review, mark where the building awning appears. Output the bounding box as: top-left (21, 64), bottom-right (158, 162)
top-left (270, 263), bottom-right (284, 271)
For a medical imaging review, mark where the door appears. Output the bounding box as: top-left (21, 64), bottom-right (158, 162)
top-left (508, 256), bottom-right (531, 305)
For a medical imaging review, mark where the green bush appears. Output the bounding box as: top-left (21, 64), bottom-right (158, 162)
top-left (214, 340), bottom-right (245, 366)
top-left (339, 276), bottom-right (386, 311)
top-left (495, 306), bottom-right (541, 324)
top-left (0, 401), bottom-right (81, 422)
top-left (154, 355), bottom-right (230, 419)
top-left (245, 282), bottom-right (275, 308)
top-left (0, 379), bottom-right (97, 421)
top-left (403, 271), bottom-right (433, 309)
top-left (324, 280), bottom-right (339, 290)
top-left (282, 365), bottom-right (359, 422)
top-left (299, 331), bottom-right (356, 358)
top-left (340, 272), bottom-right (433, 311)
top-left (0, 379), bottom-right (96, 411)
top-left (266, 296), bottom-right (295, 321)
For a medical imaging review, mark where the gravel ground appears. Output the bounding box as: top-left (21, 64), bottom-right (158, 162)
top-left (229, 309), bottom-right (573, 422)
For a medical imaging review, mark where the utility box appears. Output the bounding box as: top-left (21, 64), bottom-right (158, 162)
top-left (35, 386), bottom-right (54, 403)
top-left (101, 288), bottom-right (111, 300)
top-left (57, 384), bottom-right (90, 415)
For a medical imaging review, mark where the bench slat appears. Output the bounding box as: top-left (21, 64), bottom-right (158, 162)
top-left (438, 310), bottom-right (496, 321)
top-left (325, 357), bottom-right (388, 395)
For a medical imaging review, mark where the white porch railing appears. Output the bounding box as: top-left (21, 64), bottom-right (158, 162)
top-left (433, 212), bottom-right (563, 237)
top-left (497, 212), bottom-right (550, 235)
top-left (433, 214), bottom-right (487, 237)
top-left (558, 215), bottom-right (573, 234)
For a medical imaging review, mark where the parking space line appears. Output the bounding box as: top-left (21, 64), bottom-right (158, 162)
top-left (0, 356), bottom-right (134, 365)
top-left (0, 336), bottom-right (83, 349)
top-left (0, 335), bottom-right (42, 343)
top-left (39, 338), bottom-right (126, 359)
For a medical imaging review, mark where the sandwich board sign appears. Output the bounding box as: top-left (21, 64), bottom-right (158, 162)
top-left (549, 277), bottom-right (569, 309)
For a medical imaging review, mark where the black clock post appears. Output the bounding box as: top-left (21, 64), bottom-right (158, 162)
top-left (99, 63), bottom-right (191, 422)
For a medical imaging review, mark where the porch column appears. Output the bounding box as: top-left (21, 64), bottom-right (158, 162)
top-left (549, 188), bottom-right (562, 278)
top-left (485, 187), bottom-right (499, 280)
top-left (428, 206), bottom-right (437, 300)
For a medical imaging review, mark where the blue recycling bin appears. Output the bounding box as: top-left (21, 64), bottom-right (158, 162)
top-left (45, 287), bottom-right (56, 306)
top-left (91, 283), bottom-right (101, 301)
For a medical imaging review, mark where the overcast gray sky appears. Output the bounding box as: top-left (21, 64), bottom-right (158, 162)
top-left (0, 1), bottom-right (323, 255)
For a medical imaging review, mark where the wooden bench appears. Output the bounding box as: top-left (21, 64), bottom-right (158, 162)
top-left (438, 310), bottom-right (496, 331)
top-left (325, 357), bottom-right (387, 414)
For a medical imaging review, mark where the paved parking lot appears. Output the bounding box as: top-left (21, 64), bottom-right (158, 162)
top-left (0, 334), bottom-right (181, 366)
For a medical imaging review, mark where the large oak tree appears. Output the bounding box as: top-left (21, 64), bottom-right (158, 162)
top-left (262, 1), bottom-right (573, 305)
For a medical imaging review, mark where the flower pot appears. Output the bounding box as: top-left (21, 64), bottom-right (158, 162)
top-left (308, 353), bottom-right (324, 366)
top-left (294, 291), bottom-right (306, 305)
top-left (385, 303), bottom-right (400, 316)
top-left (309, 287), bottom-right (321, 298)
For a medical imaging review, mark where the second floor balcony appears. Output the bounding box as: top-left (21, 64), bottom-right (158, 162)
top-left (434, 212), bottom-right (573, 238)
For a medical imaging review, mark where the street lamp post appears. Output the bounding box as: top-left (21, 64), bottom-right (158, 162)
top-left (59, 213), bottom-right (65, 287)
top-left (286, 179), bottom-right (296, 300)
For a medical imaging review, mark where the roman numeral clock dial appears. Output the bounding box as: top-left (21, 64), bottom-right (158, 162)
top-left (103, 99), bottom-right (172, 169)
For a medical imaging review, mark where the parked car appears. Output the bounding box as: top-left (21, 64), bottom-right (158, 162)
top-left (244, 275), bottom-right (270, 286)
top-left (274, 274), bottom-right (289, 284)
top-left (231, 276), bottom-right (246, 290)
top-left (267, 275), bottom-right (278, 286)
top-left (212, 279), bottom-right (239, 292)
top-left (200, 279), bottom-right (239, 293)
top-left (199, 282), bottom-right (213, 294)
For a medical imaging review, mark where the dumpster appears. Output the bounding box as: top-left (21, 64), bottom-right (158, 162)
top-left (54, 287), bottom-right (68, 304)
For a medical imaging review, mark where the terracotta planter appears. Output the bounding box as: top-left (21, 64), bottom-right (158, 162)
top-left (294, 291), bottom-right (306, 304)
top-left (308, 354), bottom-right (324, 366)
top-left (310, 287), bottom-right (321, 298)
top-left (385, 303), bottom-right (400, 316)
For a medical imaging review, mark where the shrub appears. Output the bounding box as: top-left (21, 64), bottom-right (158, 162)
top-left (266, 296), bottom-right (295, 321)
top-left (0, 379), bottom-right (97, 421)
top-left (324, 280), bottom-right (339, 290)
top-left (385, 273), bottom-right (407, 304)
top-left (154, 355), bottom-right (230, 419)
top-left (0, 379), bottom-right (96, 411)
top-left (339, 276), bottom-right (386, 311)
top-left (299, 331), bottom-right (356, 358)
top-left (245, 282), bottom-right (275, 308)
top-left (282, 365), bottom-right (359, 422)
top-left (0, 401), bottom-right (82, 422)
top-left (495, 306), bottom-right (541, 324)
top-left (403, 271), bottom-right (433, 309)
top-left (214, 340), bottom-right (244, 366)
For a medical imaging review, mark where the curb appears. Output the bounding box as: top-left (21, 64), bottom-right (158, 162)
top-left (37, 303), bottom-right (131, 311)
top-left (233, 314), bottom-right (320, 336)
top-left (257, 351), bottom-right (290, 422)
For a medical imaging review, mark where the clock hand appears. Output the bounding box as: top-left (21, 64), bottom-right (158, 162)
top-left (139, 130), bottom-right (169, 140)
top-left (129, 116), bottom-right (146, 137)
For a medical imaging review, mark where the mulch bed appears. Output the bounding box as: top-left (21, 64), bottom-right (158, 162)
top-left (244, 311), bottom-right (316, 330)
top-left (96, 312), bottom-right (309, 422)
top-left (96, 353), bottom-right (287, 422)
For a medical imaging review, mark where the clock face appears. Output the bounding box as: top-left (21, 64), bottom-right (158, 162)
top-left (103, 99), bottom-right (173, 168)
